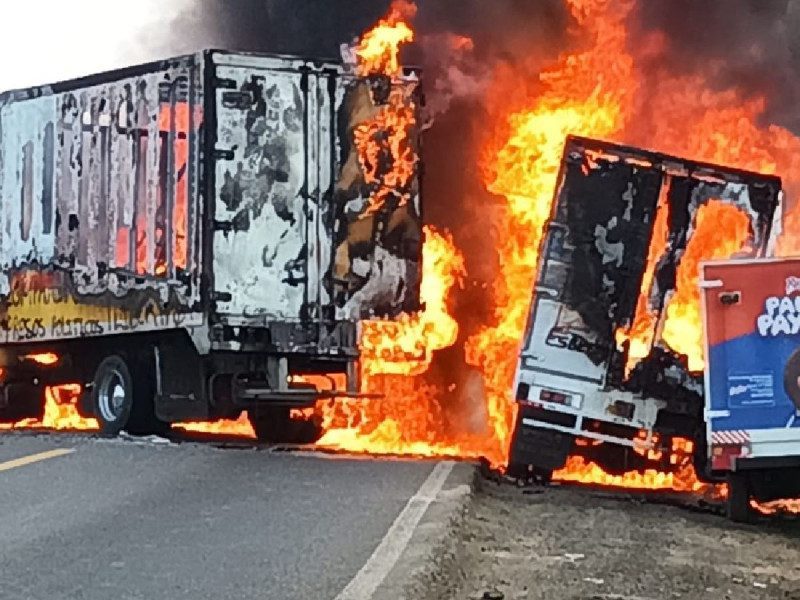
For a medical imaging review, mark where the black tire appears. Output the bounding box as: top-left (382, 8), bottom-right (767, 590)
top-left (92, 355), bottom-right (134, 435)
top-left (533, 467), bottom-right (553, 484)
top-left (593, 444), bottom-right (632, 477)
top-left (506, 462), bottom-right (530, 480)
top-left (727, 471), bottom-right (754, 523)
top-left (247, 407), bottom-right (322, 444)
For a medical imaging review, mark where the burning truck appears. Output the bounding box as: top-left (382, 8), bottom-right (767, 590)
top-left (508, 136), bottom-right (786, 512)
top-left (0, 49), bottom-right (423, 440)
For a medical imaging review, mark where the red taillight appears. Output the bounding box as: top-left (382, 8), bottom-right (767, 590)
top-left (540, 389), bottom-right (569, 404)
top-left (711, 444), bottom-right (745, 471)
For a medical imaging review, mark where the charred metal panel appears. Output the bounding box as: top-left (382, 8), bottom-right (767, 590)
top-left (555, 154), bottom-right (662, 351)
top-left (332, 72), bottom-right (422, 321)
top-left (0, 55), bottom-right (204, 344)
top-left (525, 136), bottom-right (782, 396)
top-left (212, 59), bottom-right (310, 320)
top-left (210, 52), bottom-right (423, 330)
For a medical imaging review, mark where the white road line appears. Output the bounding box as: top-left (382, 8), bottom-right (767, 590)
top-left (334, 460), bottom-right (455, 600)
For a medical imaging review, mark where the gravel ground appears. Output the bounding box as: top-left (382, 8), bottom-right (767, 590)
top-left (436, 480), bottom-right (800, 600)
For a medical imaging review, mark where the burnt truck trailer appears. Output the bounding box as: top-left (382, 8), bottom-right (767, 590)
top-left (0, 50), bottom-right (423, 439)
top-left (509, 135), bottom-right (783, 478)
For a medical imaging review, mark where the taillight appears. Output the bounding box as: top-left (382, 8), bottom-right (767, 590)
top-left (540, 389), bottom-right (569, 404)
top-left (711, 444), bottom-right (748, 471)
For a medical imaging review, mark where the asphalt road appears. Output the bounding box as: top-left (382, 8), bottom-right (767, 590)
top-left (0, 433), bottom-right (452, 600)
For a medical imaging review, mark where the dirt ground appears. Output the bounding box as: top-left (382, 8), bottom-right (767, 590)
top-left (439, 479), bottom-right (800, 600)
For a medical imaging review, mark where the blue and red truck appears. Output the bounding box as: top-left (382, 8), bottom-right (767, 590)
top-left (700, 257), bottom-right (800, 520)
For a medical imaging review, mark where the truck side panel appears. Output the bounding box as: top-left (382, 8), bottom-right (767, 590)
top-left (702, 259), bottom-right (800, 468)
top-left (0, 56), bottom-right (205, 345)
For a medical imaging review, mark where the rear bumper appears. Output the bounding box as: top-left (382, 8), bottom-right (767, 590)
top-left (232, 380), bottom-right (379, 409)
top-left (210, 320), bottom-right (359, 356)
top-left (516, 401), bottom-right (648, 450)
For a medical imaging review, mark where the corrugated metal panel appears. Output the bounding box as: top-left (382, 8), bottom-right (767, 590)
top-left (0, 57), bottom-right (204, 344)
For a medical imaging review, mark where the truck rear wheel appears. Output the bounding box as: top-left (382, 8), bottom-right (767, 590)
top-left (727, 471), bottom-right (754, 523)
top-left (91, 353), bottom-right (168, 436)
top-left (92, 355), bottom-right (134, 435)
top-left (247, 407), bottom-right (321, 445)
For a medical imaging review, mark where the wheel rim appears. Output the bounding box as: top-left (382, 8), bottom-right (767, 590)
top-left (98, 368), bottom-right (127, 423)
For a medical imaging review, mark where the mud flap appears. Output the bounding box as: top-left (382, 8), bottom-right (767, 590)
top-left (153, 336), bottom-right (208, 422)
top-left (509, 413), bottom-right (574, 472)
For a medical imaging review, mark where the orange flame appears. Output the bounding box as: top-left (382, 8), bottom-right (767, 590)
top-left (352, 1), bottom-right (419, 219)
top-left (314, 226), bottom-right (501, 461)
top-left (0, 385), bottom-right (98, 431)
top-left (360, 226), bottom-right (464, 377)
top-left (24, 352), bottom-right (59, 366)
top-left (174, 413), bottom-right (254, 438)
top-left (355, 0), bottom-right (416, 77)
top-left (659, 201), bottom-right (752, 371)
top-left (555, 438), bottom-right (720, 495)
top-left (353, 87), bottom-right (418, 218)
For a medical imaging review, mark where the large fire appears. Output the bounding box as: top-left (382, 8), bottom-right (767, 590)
top-left (6, 0), bottom-right (800, 516)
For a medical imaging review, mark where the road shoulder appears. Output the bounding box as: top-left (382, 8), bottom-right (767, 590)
top-left (374, 460), bottom-right (478, 600)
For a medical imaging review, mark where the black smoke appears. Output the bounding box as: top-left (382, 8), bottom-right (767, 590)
top-left (632, 0), bottom-right (800, 132)
top-left (166, 0), bottom-right (800, 433)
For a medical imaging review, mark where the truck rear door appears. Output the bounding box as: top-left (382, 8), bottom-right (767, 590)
top-left (519, 140), bottom-right (663, 388)
top-left (209, 52), bottom-right (423, 327)
top-left (701, 258), bottom-right (800, 470)
top-left (211, 53), bottom-right (321, 323)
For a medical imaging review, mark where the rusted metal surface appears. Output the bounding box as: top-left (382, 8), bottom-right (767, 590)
top-left (0, 51), bottom-right (423, 351)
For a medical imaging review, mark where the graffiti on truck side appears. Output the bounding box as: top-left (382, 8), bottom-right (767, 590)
top-left (0, 271), bottom-right (203, 343)
top-left (1, 301), bottom-right (203, 343)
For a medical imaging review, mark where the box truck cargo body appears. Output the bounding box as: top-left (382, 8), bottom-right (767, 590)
top-left (508, 135), bottom-right (783, 477)
top-left (0, 50), bottom-right (423, 438)
top-left (701, 257), bottom-right (800, 520)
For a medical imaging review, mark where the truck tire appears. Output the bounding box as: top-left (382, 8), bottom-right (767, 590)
top-left (507, 462), bottom-right (553, 484)
top-left (727, 471), bottom-right (754, 523)
top-left (92, 355), bottom-right (134, 435)
top-left (247, 407), bottom-right (321, 445)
